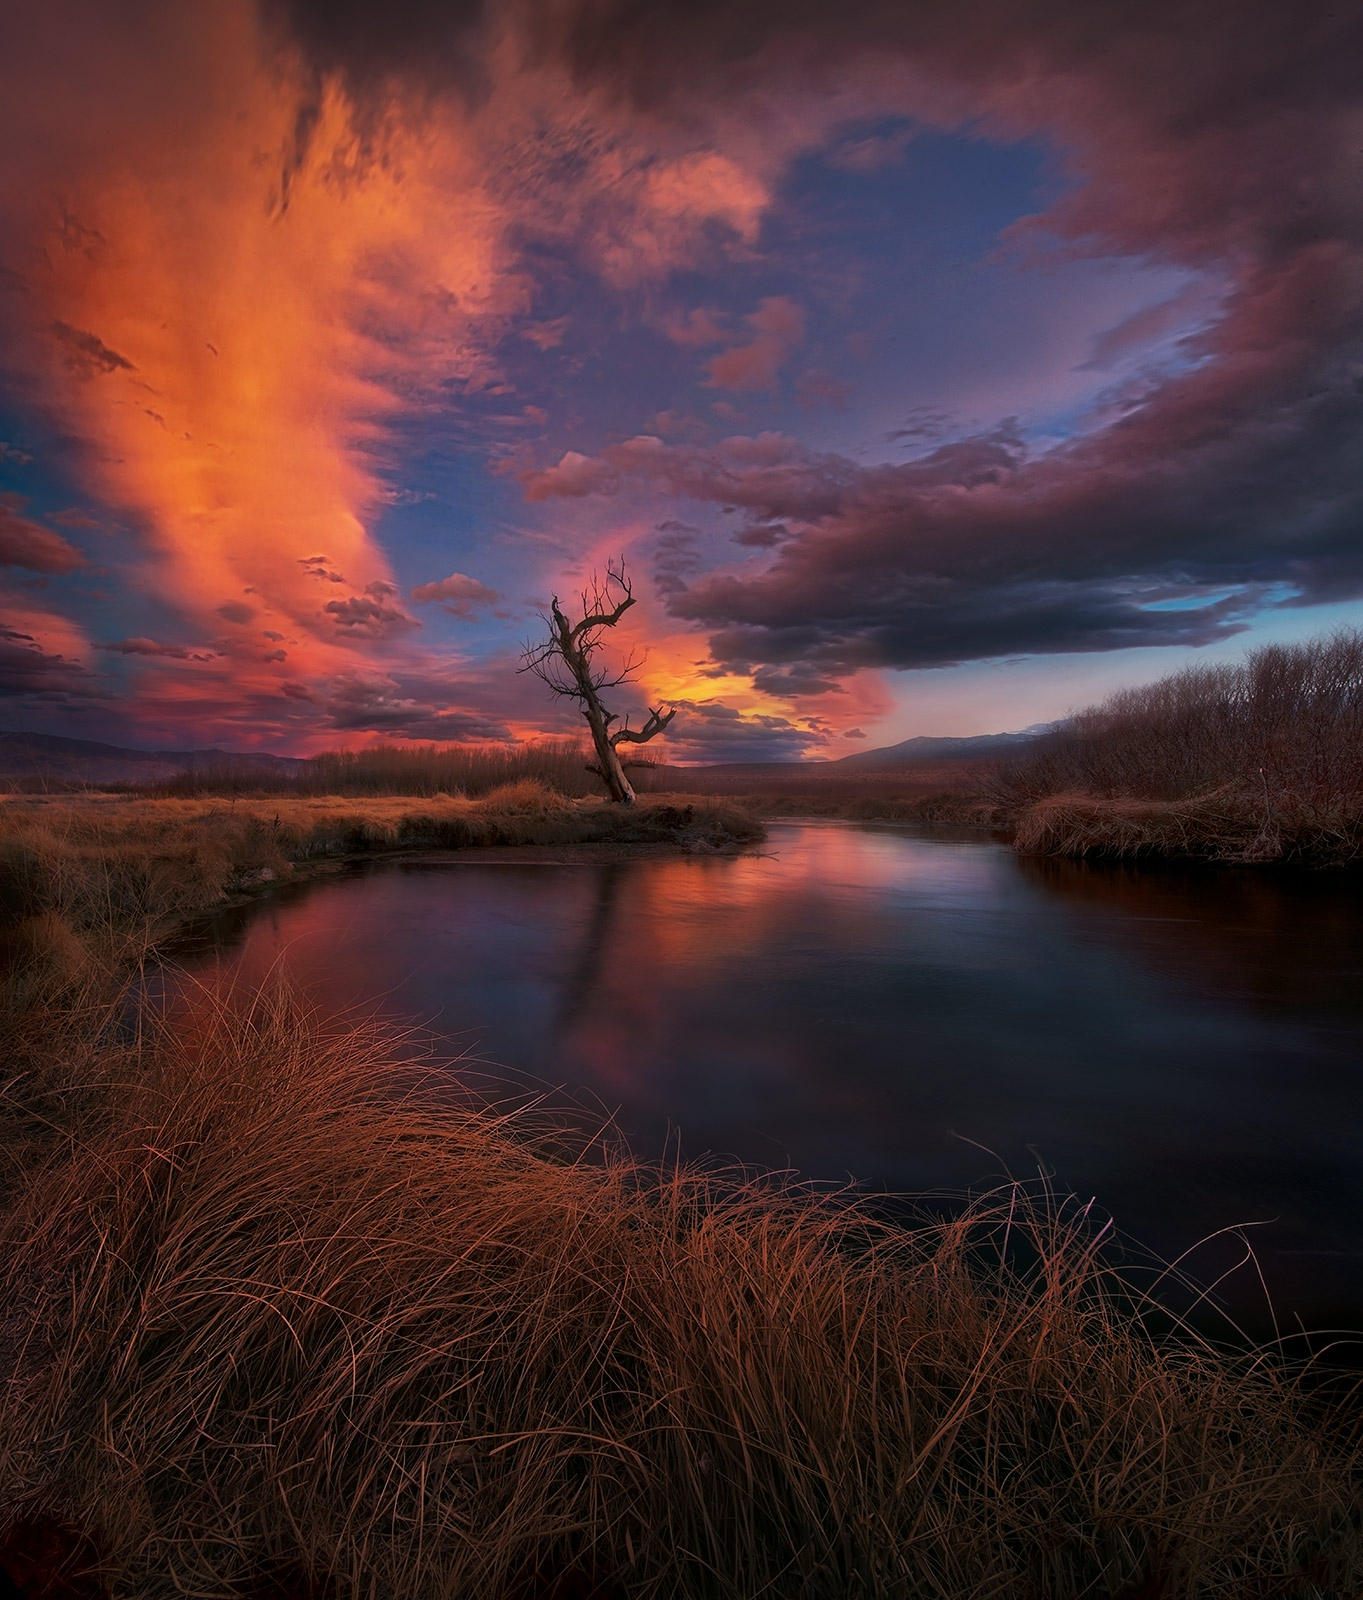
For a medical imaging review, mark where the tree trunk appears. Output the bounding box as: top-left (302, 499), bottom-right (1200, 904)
top-left (583, 694), bottom-right (636, 803)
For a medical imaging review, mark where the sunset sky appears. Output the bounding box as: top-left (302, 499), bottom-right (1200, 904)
top-left (2, 0), bottom-right (1361, 760)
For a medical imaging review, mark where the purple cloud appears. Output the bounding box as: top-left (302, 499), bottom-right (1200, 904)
top-left (0, 498), bottom-right (85, 574)
top-left (100, 636), bottom-right (218, 661)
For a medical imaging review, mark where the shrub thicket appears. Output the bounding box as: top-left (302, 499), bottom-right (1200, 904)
top-left (998, 629), bottom-right (1363, 862)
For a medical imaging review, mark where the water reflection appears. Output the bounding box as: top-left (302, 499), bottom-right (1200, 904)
top-left (172, 823), bottom-right (1363, 1331)
top-left (1019, 855), bottom-right (1363, 1021)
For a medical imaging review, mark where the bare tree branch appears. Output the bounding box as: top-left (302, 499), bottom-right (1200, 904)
top-left (518, 559), bottom-right (677, 804)
top-left (610, 705), bottom-right (678, 747)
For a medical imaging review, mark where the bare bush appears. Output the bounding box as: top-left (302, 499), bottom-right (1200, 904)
top-left (997, 630), bottom-right (1363, 862)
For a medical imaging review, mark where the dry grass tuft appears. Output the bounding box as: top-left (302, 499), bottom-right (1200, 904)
top-left (476, 778), bottom-right (578, 813)
top-left (1, 986), bottom-right (1358, 1600)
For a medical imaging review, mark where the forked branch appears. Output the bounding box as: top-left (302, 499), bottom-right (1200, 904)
top-left (519, 558), bottom-right (678, 804)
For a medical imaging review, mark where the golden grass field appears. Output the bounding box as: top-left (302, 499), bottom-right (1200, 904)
top-left (4, 986), bottom-right (1361, 1600)
top-left (0, 786), bottom-right (1360, 1596)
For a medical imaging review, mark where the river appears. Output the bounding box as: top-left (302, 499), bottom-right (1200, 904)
top-left (173, 820), bottom-right (1363, 1336)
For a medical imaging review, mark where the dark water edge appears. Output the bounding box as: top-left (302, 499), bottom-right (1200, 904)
top-left (162, 820), bottom-right (1363, 1346)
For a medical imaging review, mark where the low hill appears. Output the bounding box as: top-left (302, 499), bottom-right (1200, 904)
top-left (650, 730), bottom-right (1046, 791)
top-left (832, 731), bottom-right (1045, 768)
top-left (0, 732), bottom-right (304, 788)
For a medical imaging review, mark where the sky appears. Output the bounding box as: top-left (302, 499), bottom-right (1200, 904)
top-left (1, 0), bottom-right (1361, 762)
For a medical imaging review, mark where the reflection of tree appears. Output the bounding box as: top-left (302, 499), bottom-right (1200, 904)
top-left (554, 861), bottom-right (629, 1032)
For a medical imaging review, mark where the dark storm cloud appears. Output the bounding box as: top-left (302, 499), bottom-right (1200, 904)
top-left (0, 498), bottom-right (85, 573)
top-left (324, 667), bottom-right (511, 739)
top-left (536, 0), bottom-right (1363, 144)
top-left (503, 0), bottom-right (1363, 687)
top-left (259, 0), bottom-right (488, 99)
top-left (0, 625), bottom-right (92, 699)
top-left (659, 699), bottom-right (830, 764)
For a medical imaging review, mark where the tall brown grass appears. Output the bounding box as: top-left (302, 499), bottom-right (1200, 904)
top-left (652, 763), bottom-right (1001, 827)
top-left (1, 985), bottom-right (1359, 1600)
top-left (998, 629), bottom-right (1363, 863)
top-left (2, 782), bottom-right (1360, 1596)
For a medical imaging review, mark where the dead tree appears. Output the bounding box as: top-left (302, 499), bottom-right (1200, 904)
top-left (520, 559), bottom-right (676, 804)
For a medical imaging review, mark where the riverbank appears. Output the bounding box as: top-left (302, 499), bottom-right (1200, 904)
top-left (993, 632), bottom-right (1363, 867)
top-left (0, 788), bottom-right (763, 985)
top-left (1006, 787), bottom-right (1363, 865)
top-left (2, 803), bottom-right (1361, 1597)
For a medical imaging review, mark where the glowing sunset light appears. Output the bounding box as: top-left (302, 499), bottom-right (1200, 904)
top-left (3, 1), bottom-right (1362, 758)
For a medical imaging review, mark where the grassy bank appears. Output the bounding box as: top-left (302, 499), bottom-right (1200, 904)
top-left (125, 739), bottom-right (661, 801)
top-left (2, 987), bottom-right (1360, 1600)
top-left (645, 761), bottom-right (1001, 828)
top-left (0, 788), bottom-right (761, 983)
top-left (721, 787), bottom-right (994, 825)
top-left (998, 631), bottom-right (1363, 865)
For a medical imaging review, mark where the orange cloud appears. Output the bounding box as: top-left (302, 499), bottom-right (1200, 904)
top-left (705, 297), bottom-right (806, 391)
top-left (22, 73), bottom-right (511, 667)
top-left (0, 5), bottom-right (862, 746)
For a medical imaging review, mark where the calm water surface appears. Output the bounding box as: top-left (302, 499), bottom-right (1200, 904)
top-left (177, 821), bottom-right (1363, 1331)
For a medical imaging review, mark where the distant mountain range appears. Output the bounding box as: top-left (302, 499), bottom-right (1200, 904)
top-left (0, 725), bottom-right (1050, 788)
top-left (0, 732), bottom-right (304, 786)
top-left (831, 730), bottom-right (1046, 768)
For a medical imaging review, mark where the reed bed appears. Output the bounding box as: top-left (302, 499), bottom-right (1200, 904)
top-left (1, 985), bottom-right (1359, 1600)
top-left (998, 630), bottom-right (1363, 864)
top-left (723, 789), bottom-right (997, 826)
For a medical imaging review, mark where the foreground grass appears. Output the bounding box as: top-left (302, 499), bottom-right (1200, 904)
top-left (1, 790), bottom-right (1361, 1595)
top-left (2, 987), bottom-right (1359, 1600)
